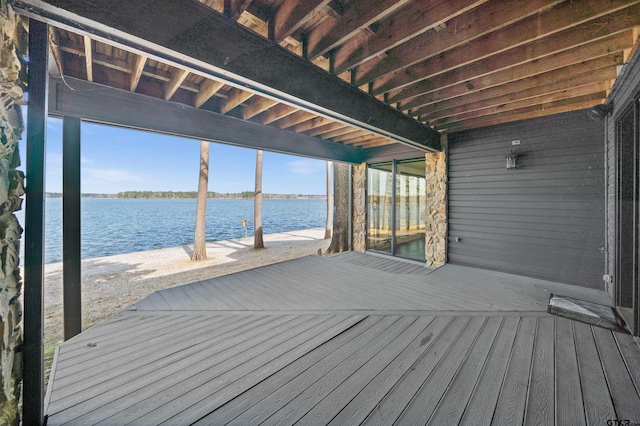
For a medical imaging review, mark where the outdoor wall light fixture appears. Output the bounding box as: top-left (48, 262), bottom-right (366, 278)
top-left (506, 151), bottom-right (518, 170)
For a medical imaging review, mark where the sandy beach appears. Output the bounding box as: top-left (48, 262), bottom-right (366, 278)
top-left (39, 228), bottom-right (330, 380)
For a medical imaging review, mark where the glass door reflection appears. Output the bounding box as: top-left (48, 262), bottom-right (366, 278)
top-left (366, 163), bottom-right (393, 253)
top-left (395, 159), bottom-right (426, 261)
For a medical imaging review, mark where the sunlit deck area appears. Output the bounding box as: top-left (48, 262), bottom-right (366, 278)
top-left (45, 253), bottom-right (640, 425)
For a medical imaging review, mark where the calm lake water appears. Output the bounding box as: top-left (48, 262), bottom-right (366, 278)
top-left (16, 198), bottom-right (327, 264)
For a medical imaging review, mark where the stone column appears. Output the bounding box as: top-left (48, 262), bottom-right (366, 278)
top-left (0, 2), bottom-right (26, 424)
top-left (352, 163), bottom-right (366, 252)
top-left (425, 135), bottom-right (448, 268)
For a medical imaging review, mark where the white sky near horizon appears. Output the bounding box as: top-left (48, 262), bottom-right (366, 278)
top-left (17, 107), bottom-right (331, 195)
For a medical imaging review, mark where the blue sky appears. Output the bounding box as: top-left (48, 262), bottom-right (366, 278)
top-left (17, 107), bottom-right (330, 194)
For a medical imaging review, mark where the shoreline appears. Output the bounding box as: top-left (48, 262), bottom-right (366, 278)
top-left (37, 227), bottom-right (331, 382)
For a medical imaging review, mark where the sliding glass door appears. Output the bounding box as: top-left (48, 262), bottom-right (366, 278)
top-left (367, 159), bottom-right (426, 261)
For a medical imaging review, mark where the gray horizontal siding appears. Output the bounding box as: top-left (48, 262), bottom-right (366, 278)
top-left (448, 110), bottom-right (605, 288)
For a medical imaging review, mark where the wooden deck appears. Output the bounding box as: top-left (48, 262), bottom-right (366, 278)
top-left (45, 253), bottom-right (640, 425)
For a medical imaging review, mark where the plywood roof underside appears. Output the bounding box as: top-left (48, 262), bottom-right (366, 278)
top-left (48, 0), bottom-right (640, 151)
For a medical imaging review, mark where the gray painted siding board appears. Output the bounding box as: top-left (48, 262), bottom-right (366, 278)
top-left (448, 109), bottom-right (606, 288)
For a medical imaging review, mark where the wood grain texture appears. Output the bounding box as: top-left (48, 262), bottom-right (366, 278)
top-left (523, 317), bottom-right (555, 425)
top-left (573, 321), bottom-right (617, 425)
top-left (491, 317), bottom-right (537, 426)
top-left (554, 318), bottom-right (586, 426)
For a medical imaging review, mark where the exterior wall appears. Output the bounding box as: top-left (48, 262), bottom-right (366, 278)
top-left (605, 47), bottom-right (640, 300)
top-left (352, 163), bottom-right (366, 252)
top-left (0, 2), bottom-right (25, 424)
top-left (448, 109), bottom-right (606, 288)
top-left (425, 137), bottom-right (448, 268)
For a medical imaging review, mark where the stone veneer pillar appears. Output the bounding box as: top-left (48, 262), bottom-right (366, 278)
top-left (0, 2), bottom-right (26, 424)
top-left (351, 163), bottom-right (366, 252)
top-left (425, 135), bottom-right (448, 268)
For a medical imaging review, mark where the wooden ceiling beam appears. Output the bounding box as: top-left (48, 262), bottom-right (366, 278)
top-left (17, 0), bottom-right (440, 150)
top-left (440, 93), bottom-right (606, 133)
top-left (425, 69), bottom-right (617, 122)
top-left (332, 0), bottom-right (486, 75)
top-left (241, 97), bottom-right (278, 119)
top-left (256, 104), bottom-right (297, 124)
top-left (350, 138), bottom-right (391, 147)
top-left (59, 40), bottom-right (206, 94)
top-left (220, 88), bottom-right (254, 114)
top-left (431, 81), bottom-right (611, 126)
top-left (223, 0), bottom-right (252, 21)
top-left (413, 58), bottom-right (618, 117)
top-left (395, 31), bottom-right (633, 107)
top-left (319, 126), bottom-right (359, 139)
top-left (355, 0), bottom-right (563, 86)
top-left (308, 122), bottom-right (348, 137)
top-left (49, 76), bottom-right (367, 162)
top-left (339, 133), bottom-right (380, 144)
top-left (83, 35), bottom-right (93, 81)
top-left (163, 68), bottom-right (189, 100)
top-left (194, 79), bottom-right (225, 108)
top-left (272, 0), bottom-right (332, 43)
top-left (372, 0), bottom-right (640, 95)
top-left (293, 116), bottom-right (333, 133)
top-left (333, 130), bottom-right (370, 142)
top-left (305, 0), bottom-right (412, 61)
top-left (275, 111), bottom-right (315, 129)
top-left (129, 54), bottom-right (146, 92)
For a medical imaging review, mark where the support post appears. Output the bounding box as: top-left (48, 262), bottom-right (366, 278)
top-left (23, 18), bottom-right (48, 426)
top-left (63, 116), bottom-right (82, 340)
top-left (391, 160), bottom-right (396, 256)
top-left (348, 164), bottom-right (352, 251)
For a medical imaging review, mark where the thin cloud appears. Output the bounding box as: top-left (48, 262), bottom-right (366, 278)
top-left (287, 159), bottom-right (324, 176)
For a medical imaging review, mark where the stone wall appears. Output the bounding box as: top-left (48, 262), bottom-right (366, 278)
top-left (0, 2), bottom-right (25, 424)
top-left (425, 136), bottom-right (448, 268)
top-left (351, 163), bottom-right (366, 252)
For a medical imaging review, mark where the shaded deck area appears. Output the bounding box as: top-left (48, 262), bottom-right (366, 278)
top-left (45, 253), bottom-right (640, 425)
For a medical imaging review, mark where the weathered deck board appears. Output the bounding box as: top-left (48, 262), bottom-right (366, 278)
top-left (554, 318), bottom-right (586, 426)
top-left (45, 255), bottom-right (640, 426)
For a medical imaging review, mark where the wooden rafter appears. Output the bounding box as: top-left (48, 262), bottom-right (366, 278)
top-left (308, 122), bottom-right (348, 137)
top-left (333, 129), bottom-right (369, 143)
top-left (305, 0), bottom-right (412, 61)
top-left (431, 81), bottom-right (612, 126)
top-left (83, 35), bottom-right (93, 81)
top-left (272, 0), bottom-right (331, 43)
top-left (357, 0), bottom-right (563, 86)
top-left (372, 1), bottom-right (640, 95)
top-left (293, 116), bottom-right (333, 133)
top-left (442, 93), bottom-right (607, 132)
top-left (332, 0), bottom-right (486, 75)
top-left (220, 88), bottom-right (255, 114)
top-left (129, 54), bottom-right (146, 92)
top-left (164, 68), bottom-right (189, 100)
top-left (256, 104), bottom-right (297, 124)
top-left (394, 31), bottom-right (633, 107)
top-left (275, 111), bottom-right (315, 129)
top-left (414, 57), bottom-right (618, 117)
top-left (242, 97), bottom-right (278, 119)
top-left (194, 79), bottom-right (225, 108)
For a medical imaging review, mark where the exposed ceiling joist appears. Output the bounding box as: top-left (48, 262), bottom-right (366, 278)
top-left (83, 35), bottom-right (92, 81)
top-left (220, 88), bottom-right (254, 114)
top-left (305, 0), bottom-right (412, 61)
top-left (395, 31), bottom-right (633, 108)
top-left (372, 0), bottom-right (640, 95)
top-left (164, 68), bottom-right (189, 100)
top-left (129, 54), bottom-right (146, 92)
top-left (272, 0), bottom-right (332, 43)
top-left (332, 0), bottom-right (486, 75)
top-left (223, 0), bottom-right (252, 21)
top-left (14, 0), bottom-right (440, 151)
top-left (50, 77), bottom-right (369, 163)
top-left (194, 79), bottom-right (225, 108)
top-left (356, 0), bottom-right (563, 86)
